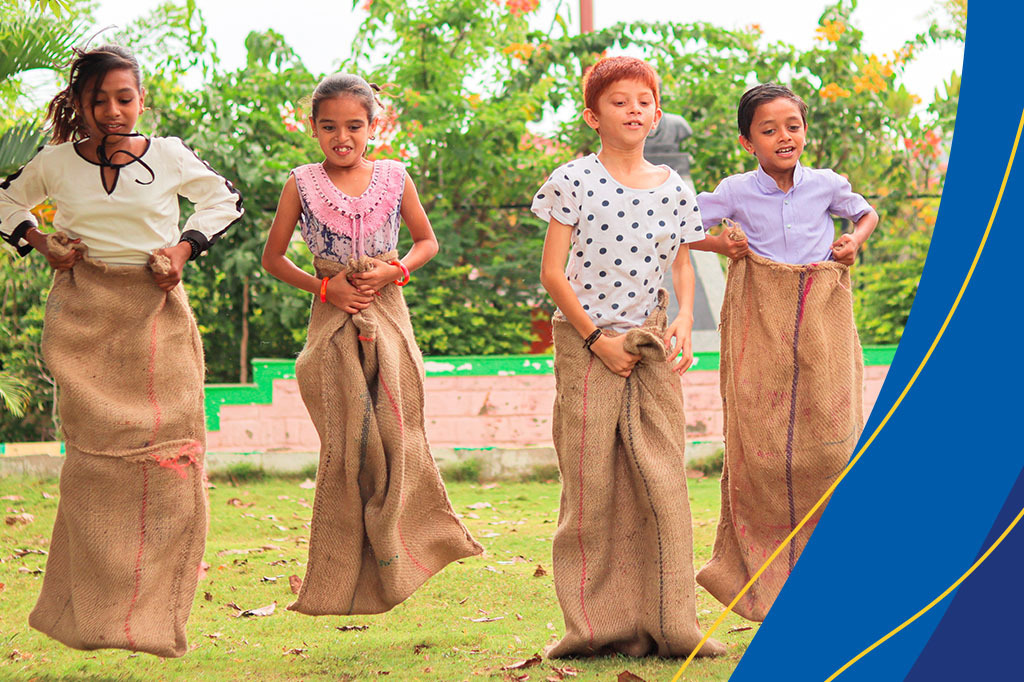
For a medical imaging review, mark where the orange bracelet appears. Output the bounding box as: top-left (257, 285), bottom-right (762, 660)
top-left (320, 276), bottom-right (330, 302)
top-left (390, 260), bottom-right (410, 286)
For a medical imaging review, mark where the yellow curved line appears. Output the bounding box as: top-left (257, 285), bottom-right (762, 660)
top-left (672, 107), bottom-right (1024, 682)
top-left (825, 504), bottom-right (1024, 681)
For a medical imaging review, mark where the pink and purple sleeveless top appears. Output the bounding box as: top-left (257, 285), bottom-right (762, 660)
top-left (291, 159), bottom-right (405, 263)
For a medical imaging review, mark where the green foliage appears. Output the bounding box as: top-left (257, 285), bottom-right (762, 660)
top-left (439, 457), bottom-right (483, 483)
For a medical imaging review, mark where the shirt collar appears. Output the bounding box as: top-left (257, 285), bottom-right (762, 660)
top-left (755, 161), bottom-right (805, 194)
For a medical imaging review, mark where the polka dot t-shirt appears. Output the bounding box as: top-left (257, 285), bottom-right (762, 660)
top-left (531, 154), bottom-right (705, 332)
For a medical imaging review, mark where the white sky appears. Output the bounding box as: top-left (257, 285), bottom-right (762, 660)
top-left (25, 0), bottom-right (963, 106)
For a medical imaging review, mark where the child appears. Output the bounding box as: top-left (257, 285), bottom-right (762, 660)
top-left (262, 73), bottom-right (482, 616)
top-left (692, 83), bottom-right (879, 621)
top-left (533, 56), bottom-right (724, 658)
top-left (0, 45), bottom-right (243, 657)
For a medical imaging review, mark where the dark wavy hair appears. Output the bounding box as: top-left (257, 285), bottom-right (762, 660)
top-left (45, 45), bottom-right (143, 144)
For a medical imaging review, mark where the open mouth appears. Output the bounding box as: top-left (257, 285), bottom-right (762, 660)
top-left (333, 146), bottom-right (354, 155)
top-left (777, 146), bottom-right (797, 156)
top-left (100, 123), bottom-right (125, 134)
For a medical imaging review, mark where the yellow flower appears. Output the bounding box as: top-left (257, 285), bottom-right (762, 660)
top-left (819, 82), bottom-right (851, 101)
top-left (815, 19), bottom-right (846, 43)
top-left (466, 93), bottom-right (482, 108)
top-left (501, 42), bottom-right (535, 62)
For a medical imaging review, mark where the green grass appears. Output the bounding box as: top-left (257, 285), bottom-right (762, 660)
top-left (0, 475), bottom-right (755, 681)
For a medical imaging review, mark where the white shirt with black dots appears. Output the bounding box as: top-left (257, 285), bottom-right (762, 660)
top-left (532, 154), bottom-right (705, 333)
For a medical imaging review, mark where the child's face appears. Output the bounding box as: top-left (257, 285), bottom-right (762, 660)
top-left (739, 97), bottom-right (807, 177)
top-left (583, 79), bottom-right (661, 147)
top-left (78, 68), bottom-right (145, 140)
top-left (310, 95), bottom-right (376, 169)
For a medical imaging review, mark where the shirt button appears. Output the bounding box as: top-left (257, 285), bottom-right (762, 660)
top-left (786, 224), bottom-right (792, 228)
top-left (784, 200), bottom-right (790, 205)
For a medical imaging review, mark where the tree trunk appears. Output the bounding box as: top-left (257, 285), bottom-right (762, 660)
top-left (240, 275), bottom-right (250, 384)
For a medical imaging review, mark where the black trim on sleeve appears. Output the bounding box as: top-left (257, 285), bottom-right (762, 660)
top-left (0, 145), bottom-right (43, 190)
top-left (177, 139), bottom-right (244, 255)
top-left (179, 232), bottom-right (205, 261)
top-left (2, 219), bottom-right (35, 257)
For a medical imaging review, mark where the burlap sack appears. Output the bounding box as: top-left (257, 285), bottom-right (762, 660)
top-left (289, 255), bottom-right (483, 616)
top-left (696, 252), bottom-right (863, 622)
top-left (29, 234), bottom-right (208, 658)
top-left (547, 291), bottom-right (724, 658)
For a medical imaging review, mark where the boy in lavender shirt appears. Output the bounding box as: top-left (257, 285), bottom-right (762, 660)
top-left (690, 83), bottom-right (878, 621)
top-left (692, 83), bottom-right (878, 263)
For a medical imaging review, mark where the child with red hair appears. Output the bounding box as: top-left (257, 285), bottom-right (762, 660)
top-left (532, 56), bottom-right (724, 659)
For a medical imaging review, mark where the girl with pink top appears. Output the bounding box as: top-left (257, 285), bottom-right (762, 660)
top-left (262, 73), bottom-right (481, 616)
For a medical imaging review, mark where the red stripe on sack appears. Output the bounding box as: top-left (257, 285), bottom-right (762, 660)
top-left (378, 374), bottom-right (431, 575)
top-left (577, 354), bottom-right (596, 645)
top-left (124, 463), bottom-right (149, 649)
top-left (358, 335), bottom-right (375, 342)
top-left (151, 440), bottom-right (202, 479)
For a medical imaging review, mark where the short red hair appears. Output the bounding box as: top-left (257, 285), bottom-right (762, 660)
top-left (582, 56), bottom-right (660, 112)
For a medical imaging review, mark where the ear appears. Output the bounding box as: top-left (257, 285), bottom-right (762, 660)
top-left (138, 87), bottom-right (146, 114)
top-left (651, 107), bottom-right (663, 131)
top-left (369, 117), bottom-right (380, 139)
top-left (582, 107), bottom-right (600, 132)
top-left (308, 116), bottom-right (317, 137)
top-left (738, 134), bottom-right (756, 156)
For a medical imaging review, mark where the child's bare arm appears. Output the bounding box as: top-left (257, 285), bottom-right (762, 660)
top-left (350, 173), bottom-right (438, 293)
top-left (539, 217), bottom-right (639, 378)
top-left (689, 228), bottom-right (749, 259)
top-left (665, 244), bottom-right (696, 373)
top-left (831, 208), bottom-right (879, 265)
top-left (261, 176), bottom-right (373, 313)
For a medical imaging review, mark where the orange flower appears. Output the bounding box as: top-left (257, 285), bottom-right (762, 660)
top-left (505, 0), bottom-right (538, 16)
top-left (819, 82), bottom-right (851, 101)
top-left (502, 42), bottom-right (536, 61)
top-left (814, 19), bottom-right (846, 43)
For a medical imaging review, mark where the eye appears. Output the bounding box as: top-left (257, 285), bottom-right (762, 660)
top-left (119, 99), bottom-right (133, 105)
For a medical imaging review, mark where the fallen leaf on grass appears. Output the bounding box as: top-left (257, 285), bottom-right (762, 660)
top-left (458, 597), bottom-right (469, 605)
top-left (289, 575), bottom-right (302, 594)
top-left (18, 567), bottom-right (43, 575)
top-left (469, 616), bottom-right (504, 623)
top-left (533, 565), bottom-right (547, 577)
top-left (549, 665), bottom-right (580, 678)
top-left (0, 495), bottom-right (24, 502)
top-left (501, 654), bottom-right (542, 671)
top-left (299, 478), bottom-right (316, 489)
top-left (466, 502), bottom-right (492, 510)
top-left (261, 545), bottom-right (283, 552)
top-left (10, 548), bottom-right (47, 559)
top-left (232, 602), bottom-right (276, 617)
top-left (42, 491), bottom-right (55, 499)
top-left (226, 498), bottom-right (254, 508)
top-left (197, 561), bottom-right (210, 580)
top-left (336, 624), bottom-right (370, 632)
top-left (260, 576), bottom-right (278, 583)
top-left (205, 632), bottom-right (222, 639)
top-left (727, 626), bottom-right (753, 634)
top-left (413, 643), bottom-right (429, 655)
top-left (5, 513), bottom-right (34, 526)
top-left (617, 672), bottom-right (647, 682)
top-left (8, 649), bottom-right (31, 661)
top-left (283, 647), bottom-right (307, 658)
top-left (507, 673), bottom-right (529, 681)
top-left (0, 583), bottom-right (5, 593)
top-left (204, 592), bottom-right (213, 602)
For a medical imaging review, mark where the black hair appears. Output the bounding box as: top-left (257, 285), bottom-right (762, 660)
top-left (737, 83), bottom-right (808, 140)
top-left (45, 44), bottom-right (143, 144)
top-left (308, 73), bottom-right (382, 123)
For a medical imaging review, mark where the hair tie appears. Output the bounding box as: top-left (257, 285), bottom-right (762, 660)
top-left (369, 82), bottom-right (381, 92)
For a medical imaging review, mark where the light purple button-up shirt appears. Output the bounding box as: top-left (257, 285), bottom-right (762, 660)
top-left (697, 163), bottom-right (873, 265)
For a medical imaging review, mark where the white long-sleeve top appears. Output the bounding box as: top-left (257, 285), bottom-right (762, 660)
top-left (0, 136), bottom-right (243, 264)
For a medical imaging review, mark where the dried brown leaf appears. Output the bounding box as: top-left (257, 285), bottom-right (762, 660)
top-left (17, 567), bottom-right (43, 575)
top-left (501, 654), bottom-right (541, 671)
top-left (413, 643), bottom-right (429, 655)
top-left (226, 498), bottom-right (254, 508)
top-left (533, 565), bottom-right (547, 577)
top-left (617, 672), bottom-right (647, 682)
top-left (204, 592), bottom-right (213, 602)
top-left (336, 624), bottom-right (370, 632)
top-left (727, 626), bottom-right (753, 634)
top-left (239, 602), bottom-right (276, 617)
top-left (5, 513), bottom-right (34, 526)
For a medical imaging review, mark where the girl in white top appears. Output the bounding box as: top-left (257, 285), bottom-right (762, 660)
top-left (0, 45), bottom-right (242, 658)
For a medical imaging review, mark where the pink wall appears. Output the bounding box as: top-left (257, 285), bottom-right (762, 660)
top-left (207, 366), bottom-right (890, 452)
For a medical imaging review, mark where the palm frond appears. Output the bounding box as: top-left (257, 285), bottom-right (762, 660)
top-left (0, 9), bottom-right (85, 83)
top-left (0, 120), bottom-right (47, 176)
top-left (0, 372), bottom-right (31, 418)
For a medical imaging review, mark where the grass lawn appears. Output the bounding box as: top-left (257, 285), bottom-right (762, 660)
top-left (0, 473), bottom-right (757, 681)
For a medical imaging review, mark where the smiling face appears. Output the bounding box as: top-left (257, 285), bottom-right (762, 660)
top-left (583, 78), bottom-right (662, 149)
top-left (739, 97), bottom-right (807, 184)
top-left (78, 67), bottom-right (145, 140)
top-left (309, 95), bottom-right (376, 169)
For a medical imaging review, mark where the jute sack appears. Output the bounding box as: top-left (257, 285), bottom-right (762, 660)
top-left (696, 251), bottom-right (863, 622)
top-left (289, 255), bottom-right (483, 616)
top-left (29, 233), bottom-right (208, 658)
top-left (547, 291), bottom-right (724, 659)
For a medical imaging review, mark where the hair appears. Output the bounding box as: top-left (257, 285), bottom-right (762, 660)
top-left (45, 45), bottom-right (143, 145)
top-left (308, 73), bottom-right (383, 123)
top-left (737, 83), bottom-right (808, 140)
top-left (582, 56), bottom-right (660, 112)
